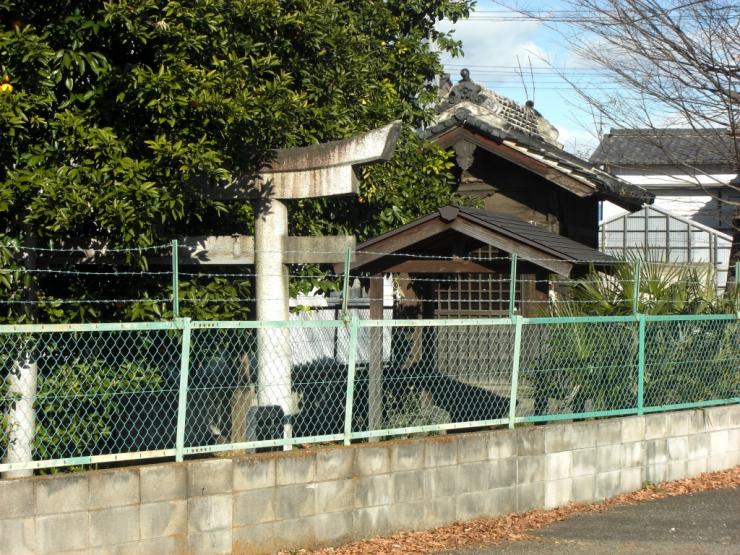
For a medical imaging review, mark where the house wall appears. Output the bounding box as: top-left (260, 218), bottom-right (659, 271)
top-left (600, 165), bottom-right (738, 234)
top-left (2, 404), bottom-right (738, 555)
top-left (462, 147), bottom-right (600, 247)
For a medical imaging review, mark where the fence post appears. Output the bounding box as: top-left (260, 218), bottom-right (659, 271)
top-left (175, 317), bottom-right (192, 462)
top-left (171, 239), bottom-right (180, 319)
top-left (508, 316), bottom-right (523, 429)
top-left (341, 246), bottom-right (352, 322)
top-left (508, 253), bottom-right (518, 319)
top-left (343, 316), bottom-right (359, 445)
top-left (637, 315), bottom-right (646, 415)
top-left (632, 258), bottom-right (641, 315)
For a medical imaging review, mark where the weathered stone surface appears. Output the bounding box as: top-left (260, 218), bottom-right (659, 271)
top-left (354, 475), bottom-right (391, 508)
top-left (646, 438), bottom-right (668, 465)
top-left (316, 479), bottom-right (354, 513)
top-left (572, 475), bottom-right (595, 502)
top-left (667, 460), bottom-right (688, 481)
top-left (424, 465), bottom-right (458, 498)
top-left (489, 486), bottom-right (517, 515)
top-left (645, 463), bottom-right (668, 484)
top-left (35, 512), bottom-right (89, 554)
top-left (233, 457), bottom-right (275, 492)
top-left (705, 406), bottom-right (730, 430)
top-left (89, 506), bottom-right (140, 548)
top-left (645, 413), bottom-right (667, 440)
top-left (595, 470), bottom-right (620, 499)
top-left (666, 436), bottom-right (689, 461)
top-left (140, 464), bottom-right (186, 503)
top-left (0, 517), bottom-right (36, 555)
top-left (456, 461), bottom-right (489, 493)
top-left (517, 455), bottom-right (545, 483)
top-left (545, 451), bottom-right (571, 480)
top-left (516, 427), bottom-right (545, 455)
top-left (596, 419), bottom-right (621, 446)
top-left (232, 488), bottom-right (275, 526)
top-left (455, 491), bottom-right (491, 521)
top-left (89, 469), bottom-right (139, 509)
top-left (488, 429), bottom-right (516, 460)
top-left (35, 475), bottom-right (89, 515)
top-left (687, 457), bottom-right (707, 477)
top-left (188, 459), bottom-right (232, 497)
top-left (0, 479), bottom-right (34, 518)
top-left (516, 482), bottom-right (545, 511)
top-left (544, 478), bottom-right (572, 509)
top-left (390, 443), bottom-right (425, 472)
top-left (187, 495), bottom-right (232, 533)
top-left (621, 441), bottom-right (644, 468)
top-left (424, 439), bottom-right (458, 468)
top-left (92, 540), bottom-right (141, 555)
top-left (710, 430), bottom-right (729, 455)
top-left (354, 446), bottom-right (390, 476)
top-left (620, 467), bottom-right (642, 494)
top-left (391, 471), bottom-right (425, 503)
top-left (546, 422), bottom-right (595, 452)
top-left (620, 417), bottom-right (645, 444)
top-left (233, 523), bottom-right (275, 555)
top-left (424, 496), bottom-right (456, 528)
top-left (276, 453), bottom-right (316, 485)
top-left (571, 448), bottom-right (596, 477)
top-left (312, 511), bottom-right (353, 544)
top-left (139, 500), bottom-right (186, 540)
top-left (139, 535), bottom-right (187, 555)
top-left (597, 444), bottom-right (622, 472)
top-left (275, 484), bottom-right (316, 520)
top-left (688, 410), bottom-right (706, 434)
top-left (488, 457), bottom-right (517, 489)
top-left (457, 434), bottom-right (489, 463)
top-left (689, 433), bottom-right (709, 459)
top-left (273, 517), bottom-right (316, 551)
top-left (188, 529), bottom-right (232, 555)
top-left (353, 506), bottom-right (390, 538)
top-left (389, 501), bottom-right (428, 532)
top-left (666, 411), bottom-right (690, 437)
top-left (316, 448), bottom-right (354, 480)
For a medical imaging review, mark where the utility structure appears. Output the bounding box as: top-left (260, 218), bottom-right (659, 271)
top-left (208, 121), bottom-right (402, 445)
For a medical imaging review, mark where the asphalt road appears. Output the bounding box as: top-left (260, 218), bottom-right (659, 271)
top-left (438, 488), bottom-right (740, 554)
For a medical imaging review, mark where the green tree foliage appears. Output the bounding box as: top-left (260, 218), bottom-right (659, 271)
top-left (0, 0), bottom-right (472, 322)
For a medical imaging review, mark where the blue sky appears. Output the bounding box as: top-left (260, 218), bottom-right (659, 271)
top-left (437, 1), bottom-right (616, 156)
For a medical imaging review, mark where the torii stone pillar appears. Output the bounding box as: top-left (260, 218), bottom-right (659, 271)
top-left (210, 122), bottom-right (402, 446)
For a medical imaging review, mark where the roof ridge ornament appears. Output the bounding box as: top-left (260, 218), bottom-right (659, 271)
top-left (436, 69), bottom-right (487, 113)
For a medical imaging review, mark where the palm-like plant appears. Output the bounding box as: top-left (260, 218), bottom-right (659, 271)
top-left (526, 254), bottom-right (738, 416)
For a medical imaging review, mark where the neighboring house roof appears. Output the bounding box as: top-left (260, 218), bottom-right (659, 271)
top-left (348, 205), bottom-right (615, 278)
top-left (423, 71), bottom-right (654, 211)
top-left (590, 128), bottom-right (737, 167)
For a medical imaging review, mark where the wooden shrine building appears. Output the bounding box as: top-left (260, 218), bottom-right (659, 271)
top-left (347, 205), bottom-right (617, 320)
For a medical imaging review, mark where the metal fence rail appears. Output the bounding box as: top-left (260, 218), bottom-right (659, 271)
top-left (1, 314), bottom-right (738, 473)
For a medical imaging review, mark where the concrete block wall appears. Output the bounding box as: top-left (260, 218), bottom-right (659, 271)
top-left (0, 404), bottom-right (738, 554)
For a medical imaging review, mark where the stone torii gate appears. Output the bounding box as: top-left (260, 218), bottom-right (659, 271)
top-left (208, 121), bottom-right (402, 444)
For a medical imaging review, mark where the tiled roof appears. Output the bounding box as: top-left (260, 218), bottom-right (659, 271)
top-left (433, 70), bottom-right (562, 147)
top-left (590, 128), bottom-right (737, 167)
top-left (423, 102), bottom-right (653, 210)
top-left (456, 207), bottom-right (615, 264)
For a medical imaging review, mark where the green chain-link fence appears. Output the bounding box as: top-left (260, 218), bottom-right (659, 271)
top-left (1, 314), bottom-right (738, 473)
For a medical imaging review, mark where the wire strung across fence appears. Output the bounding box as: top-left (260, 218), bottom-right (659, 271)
top-left (0, 313), bottom-right (737, 473)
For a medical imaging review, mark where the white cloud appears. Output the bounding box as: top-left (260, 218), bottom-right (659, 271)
top-left (437, 18), bottom-right (550, 84)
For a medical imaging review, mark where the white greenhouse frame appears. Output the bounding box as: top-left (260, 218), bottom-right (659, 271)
top-left (600, 204), bottom-right (733, 287)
